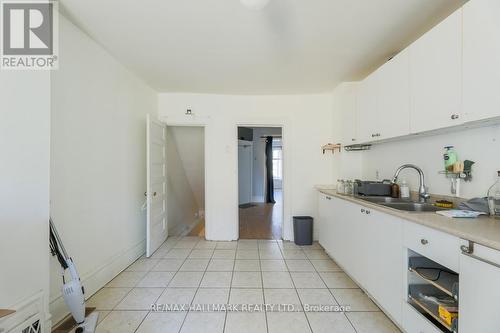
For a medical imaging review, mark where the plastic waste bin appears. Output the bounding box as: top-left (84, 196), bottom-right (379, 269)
top-left (293, 216), bottom-right (313, 245)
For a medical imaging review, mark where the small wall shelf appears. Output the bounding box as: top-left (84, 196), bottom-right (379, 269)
top-left (322, 143), bottom-right (342, 154)
top-left (438, 170), bottom-right (472, 181)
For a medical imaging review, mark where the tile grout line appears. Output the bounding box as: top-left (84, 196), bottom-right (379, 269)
top-left (281, 243), bottom-right (314, 332)
top-left (119, 240), bottom-right (185, 331)
top-left (311, 246), bottom-right (360, 333)
top-left (175, 238), bottom-right (205, 333)
top-left (299, 246), bottom-right (318, 333)
top-left (257, 240), bottom-right (270, 333)
top-left (132, 237), bottom-right (182, 333)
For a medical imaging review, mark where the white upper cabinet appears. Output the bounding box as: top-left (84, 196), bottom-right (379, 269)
top-left (334, 82), bottom-right (358, 145)
top-left (357, 49), bottom-right (410, 143)
top-left (377, 49), bottom-right (411, 139)
top-left (357, 71), bottom-right (380, 143)
top-left (463, 0), bottom-right (500, 122)
top-left (409, 10), bottom-right (463, 133)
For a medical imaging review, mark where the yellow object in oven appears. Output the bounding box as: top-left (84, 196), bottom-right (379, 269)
top-left (438, 305), bottom-right (458, 326)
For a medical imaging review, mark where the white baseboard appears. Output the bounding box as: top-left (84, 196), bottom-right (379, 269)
top-left (49, 239), bottom-right (146, 326)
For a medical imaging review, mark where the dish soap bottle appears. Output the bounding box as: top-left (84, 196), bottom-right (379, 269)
top-left (444, 146), bottom-right (458, 172)
top-left (400, 180), bottom-right (410, 199)
top-left (488, 171), bottom-right (500, 219)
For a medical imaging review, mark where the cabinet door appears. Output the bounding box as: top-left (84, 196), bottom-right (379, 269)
top-left (362, 209), bottom-right (403, 324)
top-left (463, 0), bottom-right (500, 122)
top-left (338, 83), bottom-right (358, 145)
top-left (357, 72), bottom-right (380, 143)
top-left (409, 10), bottom-right (462, 133)
top-left (329, 198), bottom-right (364, 276)
top-left (377, 50), bottom-right (410, 140)
top-left (329, 197), bottom-right (350, 267)
top-left (459, 244), bottom-right (500, 332)
top-left (318, 193), bottom-right (333, 252)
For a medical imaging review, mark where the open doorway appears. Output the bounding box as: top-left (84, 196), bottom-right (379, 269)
top-left (165, 126), bottom-right (206, 238)
top-left (238, 126), bottom-right (283, 239)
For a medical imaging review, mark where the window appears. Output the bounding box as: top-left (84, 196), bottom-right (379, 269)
top-left (272, 144), bottom-right (282, 180)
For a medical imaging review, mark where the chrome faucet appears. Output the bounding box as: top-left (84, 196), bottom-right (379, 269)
top-left (392, 164), bottom-right (430, 203)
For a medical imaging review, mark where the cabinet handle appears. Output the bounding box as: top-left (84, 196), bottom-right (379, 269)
top-left (460, 245), bottom-right (472, 254)
top-left (461, 241), bottom-right (500, 269)
top-left (365, 210), bottom-right (371, 215)
top-left (451, 114), bottom-right (459, 120)
top-left (360, 208), bottom-right (365, 213)
top-left (420, 239), bottom-right (428, 245)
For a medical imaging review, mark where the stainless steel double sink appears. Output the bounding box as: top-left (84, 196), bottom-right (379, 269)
top-left (357, 196), bottom-right (448, 212)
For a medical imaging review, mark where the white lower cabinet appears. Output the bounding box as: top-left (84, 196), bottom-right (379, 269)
top-left (459, 241), bottom-right (500, 332)
top-left (363, 208), bottom-right (403, 324)
top-left (318, 193), bottom-right (335, 253)
top-left (318, 194), bottom-right (500, 333)
top-left (319, 196), bottom-right (403, 325)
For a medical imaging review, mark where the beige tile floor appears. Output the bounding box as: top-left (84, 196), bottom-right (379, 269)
top-left (87, 236), bottom-right (401, 333)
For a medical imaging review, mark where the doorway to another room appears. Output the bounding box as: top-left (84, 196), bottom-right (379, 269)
top-left (164, 126), bottom-right (206, 238)
top-left (237, 126), bottom-right (283, 239)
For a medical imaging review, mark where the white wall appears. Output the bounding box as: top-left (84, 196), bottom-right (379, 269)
top-left (49, 15), bottom-right (157, 324)
top-left (361, 125), bottom-right (500, 199)
top-left (158, 93), bottom-right (334, 241)
top-left (166, 127), bottom-right (204, 235)
top-left (251, 127), bottom-right (282, 202)
top-left (0, 71), bottom-right (50, 331)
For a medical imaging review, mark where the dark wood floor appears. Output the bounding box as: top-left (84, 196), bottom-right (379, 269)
top-left (239, 190), bottom-right (282, 239)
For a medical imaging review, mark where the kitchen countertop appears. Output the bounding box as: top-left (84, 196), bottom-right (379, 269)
top-left (317, 187), bottom-right (500, 252)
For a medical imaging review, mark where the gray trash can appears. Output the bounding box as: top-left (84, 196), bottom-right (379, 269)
top-left (293, 216), bottom-right (313, 245)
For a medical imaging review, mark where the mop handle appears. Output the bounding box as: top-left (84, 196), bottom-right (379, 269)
top-left (49, 218), bottom-right (70, 260)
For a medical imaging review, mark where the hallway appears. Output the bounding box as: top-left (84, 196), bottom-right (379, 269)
top-left (238, 190), bottom-right (282, 240)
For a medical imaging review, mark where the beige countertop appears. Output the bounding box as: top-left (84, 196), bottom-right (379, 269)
top-left (317, 187), bottom-right (500, 252)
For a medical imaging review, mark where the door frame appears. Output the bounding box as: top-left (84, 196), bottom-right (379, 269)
top-left (163, 121), bottom-right (208, 238)
top-left (236, 124), bottom-right (286, 240)
top-left (238, 139), bottom-right (253, 205)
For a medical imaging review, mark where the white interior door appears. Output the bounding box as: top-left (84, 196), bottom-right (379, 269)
top-left (146, 114), bottom-right (168, 257)
top-left (238, 140), bottom-right (253, 205)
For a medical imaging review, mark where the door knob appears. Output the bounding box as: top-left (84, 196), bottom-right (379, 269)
top-left (420, 239), bottom-right (428, 245)
top-left (451, 114), bottom-right (459, 120)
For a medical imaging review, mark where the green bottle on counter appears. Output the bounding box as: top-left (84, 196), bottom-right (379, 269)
top-left (443, 146), bottom-right (457, 171)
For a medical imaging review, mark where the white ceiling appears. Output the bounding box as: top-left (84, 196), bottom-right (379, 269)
top-left (60, 0), bottom-right (465, 94)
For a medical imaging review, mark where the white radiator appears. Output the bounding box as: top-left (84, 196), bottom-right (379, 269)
top-left (0, 292), bottom-right (47, 333)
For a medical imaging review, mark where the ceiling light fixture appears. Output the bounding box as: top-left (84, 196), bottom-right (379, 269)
top-left (240, 0), bottom-right (270, 11)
